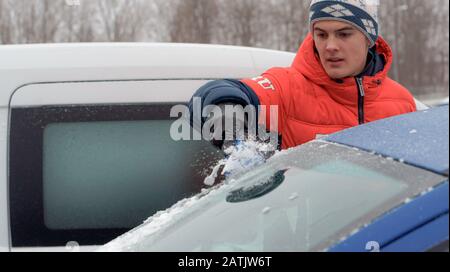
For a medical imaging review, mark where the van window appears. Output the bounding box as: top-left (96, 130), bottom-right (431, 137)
top-left (9, 104), bottom-right (222, 247)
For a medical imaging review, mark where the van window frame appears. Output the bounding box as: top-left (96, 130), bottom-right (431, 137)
top-left (9, 103), bottom-right (195, 247)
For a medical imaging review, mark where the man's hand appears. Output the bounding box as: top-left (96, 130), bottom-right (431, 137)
top-left (205, 103), bottom-right (247, 150)
top-left (187, 79), bottom-right (259, 146)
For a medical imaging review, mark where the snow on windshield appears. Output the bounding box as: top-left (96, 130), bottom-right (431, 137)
top-left (99, 140), bottom-right (285, 252)
top-left (204, 140), bottom-right (278, 186)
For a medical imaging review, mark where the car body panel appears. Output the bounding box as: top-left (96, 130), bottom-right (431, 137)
top-left (325, 106), bottom-right (449, 176)
top-left (329, 181), bottom-right (449, 252)
top-left (0, 43), bottom-right (295, 107)
top-left (10, 80), bottom-right (210, 107)
top-left (383, 213), bottom-right (448, 252)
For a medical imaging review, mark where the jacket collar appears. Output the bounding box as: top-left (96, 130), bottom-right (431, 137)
top-left (357, 47), bottom-right (385, 78)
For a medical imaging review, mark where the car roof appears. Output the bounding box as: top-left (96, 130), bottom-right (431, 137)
top-left (0, 43), bottom-right (295, 106)
top-left (325, 106), bottom-right (449, 176)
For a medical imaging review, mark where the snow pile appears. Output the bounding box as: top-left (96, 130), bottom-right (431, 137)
top-left (204, 140), bottom-right (277, 186)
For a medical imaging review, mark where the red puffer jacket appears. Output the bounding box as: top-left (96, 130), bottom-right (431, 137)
top-left (241, 34), bottom-right (416, 150)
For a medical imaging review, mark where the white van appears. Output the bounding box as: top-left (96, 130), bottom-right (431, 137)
top-left (0, 43), bottom-right (295, 252)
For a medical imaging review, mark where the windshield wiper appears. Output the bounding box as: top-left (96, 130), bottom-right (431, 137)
top-left (226, 169), bottom-right (287, 203)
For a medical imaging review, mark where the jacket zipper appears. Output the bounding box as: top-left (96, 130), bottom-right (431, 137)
top-left (356, 77), bottom-right (365, 125)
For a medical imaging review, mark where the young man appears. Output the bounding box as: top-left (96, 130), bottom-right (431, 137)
top-left (189, 0), bottom-right (416, 150)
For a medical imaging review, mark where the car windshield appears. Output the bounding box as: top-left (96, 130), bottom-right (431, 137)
top-left (101, 141), bottom-right (446, 252)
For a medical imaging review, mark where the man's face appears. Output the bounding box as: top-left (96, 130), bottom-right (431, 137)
top-left (313, 20), bottom-right (371, 79)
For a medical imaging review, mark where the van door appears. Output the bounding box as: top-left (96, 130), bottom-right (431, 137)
top-left (9, 80), bottom-right (223, 251)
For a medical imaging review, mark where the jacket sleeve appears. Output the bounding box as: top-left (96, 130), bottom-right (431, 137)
top-left (188, 68), bottom-right (289, 135)
top-left (240, 68), bottom-right (289, 134)
top-left (188, 79), bottom-right (260, 131)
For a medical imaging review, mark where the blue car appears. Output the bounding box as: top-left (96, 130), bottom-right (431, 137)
top-left (101, 106), bottom-right (449, 252)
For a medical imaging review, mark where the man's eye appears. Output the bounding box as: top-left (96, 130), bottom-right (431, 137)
top-left (316, 33), bottom-right (326, 38)
top-left (338, 32), bottom-right (351, 38)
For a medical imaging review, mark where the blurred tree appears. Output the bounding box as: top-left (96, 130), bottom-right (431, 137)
top-left (268, 0), bottom-right (310, 52)
top-left (380, 0), bottom-right (449, 96)
top-left (97, 0), bottom-right (149, 42)
top-left (169, 0), bottom-right (218, 43)
top-left (61, 0), bottom-right (96, 42)
top-left (0, 0), bottom-right (13, 44)
top-left (214, 0), bottom-right (260, 47)
top-left (0, 0), bottom-right (447, 97)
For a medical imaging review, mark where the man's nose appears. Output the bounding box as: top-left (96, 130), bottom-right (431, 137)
top-left (325, 37), bottom-right (339, 52)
